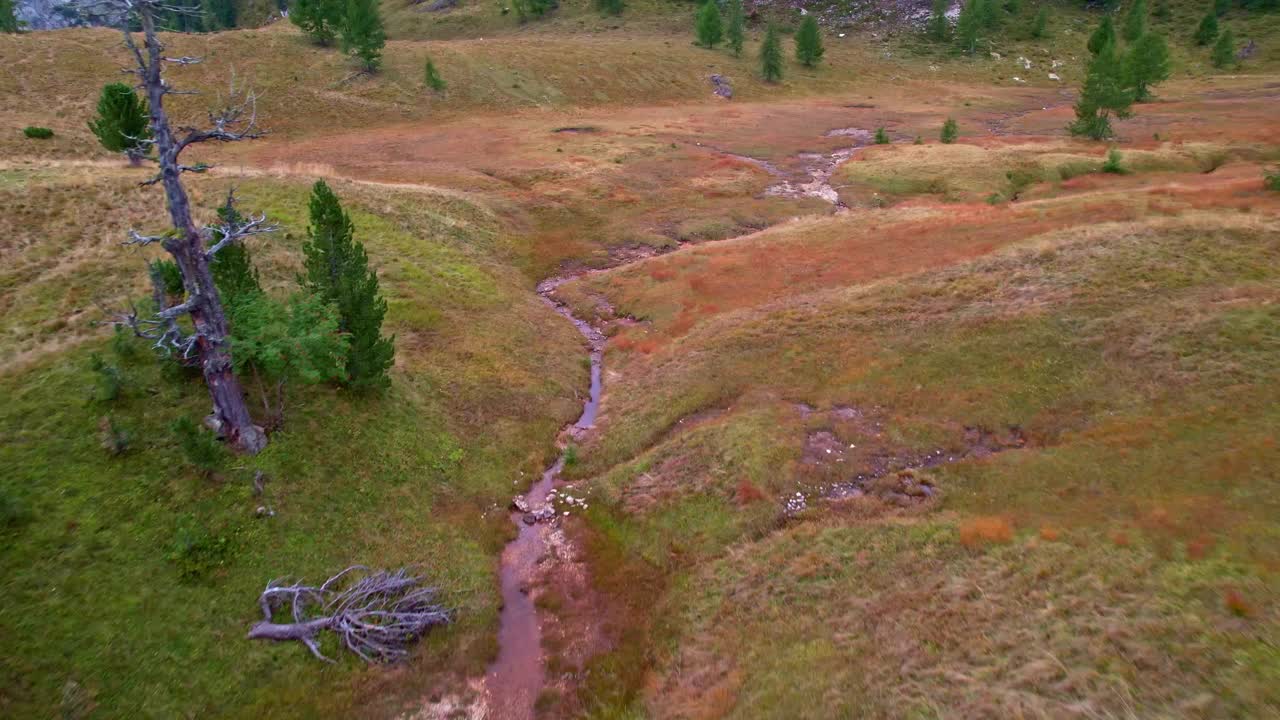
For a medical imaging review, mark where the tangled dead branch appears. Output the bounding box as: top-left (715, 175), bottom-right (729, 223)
top-left (246, 566), bottom-right (452, 663)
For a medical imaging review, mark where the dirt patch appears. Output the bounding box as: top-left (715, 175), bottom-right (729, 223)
top-left (794, 404), bottom-right (1027, 511)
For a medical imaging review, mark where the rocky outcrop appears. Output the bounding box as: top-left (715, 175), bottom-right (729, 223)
top-left (15, 0), bottom-right (94, 29)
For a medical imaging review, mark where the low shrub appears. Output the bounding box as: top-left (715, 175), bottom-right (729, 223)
top-left (171, 416), bottom-right (226, 474)
top-left (167, 517), bottom-right (234, 582)
top-left (23, 126), bottom-right (54, 139)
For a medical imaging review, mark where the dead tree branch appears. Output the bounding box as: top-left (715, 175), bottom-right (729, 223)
top-left (247, 567), bottom-right (452, 663)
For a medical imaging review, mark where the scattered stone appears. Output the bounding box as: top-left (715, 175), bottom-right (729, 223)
top-left (1048, 72), bottom-right (1061, 82)
top-left (709, 74), bottom-right (733, 100)
top-left (512, 496), bottom-right (531, 513)
top-left (1238, 40), bottom-right (1257, 60)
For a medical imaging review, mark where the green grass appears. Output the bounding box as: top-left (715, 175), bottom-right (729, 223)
top-left (0, 170), bottom-right (586, 716)
top-left (564, 209), bottom-right (1280, 715)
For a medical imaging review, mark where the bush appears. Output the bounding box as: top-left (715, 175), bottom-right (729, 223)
top-left (0, 487), bottom-right (31, 529)
top-left (167, 517), bottom-right (234, 582)
top-left (1265, 167), bottom-right (1280, 191)
top-left (99, 415), bottom-right (131, 456)
top-left (23, 126), bottom-right (53, 139)
top-left (940, 117), bottom-right (958, 144)
top-left (171, 416), bottom-right (226, 474)
top-left (88, 352), bottom-right (125, 403)
top-left (874, 127), bottom-right (890, 144)
top-left (1102, 148), bottom-right (1126, 174)
top-left (424, 57), bottom-right (446, 92)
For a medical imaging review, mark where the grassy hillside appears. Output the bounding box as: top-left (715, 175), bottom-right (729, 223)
top-left (0, 168), bottom-right (587, 716)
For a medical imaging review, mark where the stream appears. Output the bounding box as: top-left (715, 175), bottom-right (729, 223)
top-left (482, 278), bottom-right (604, 720)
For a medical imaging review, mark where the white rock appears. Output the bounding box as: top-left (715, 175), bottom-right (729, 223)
top-left (1048, 72), bottom-right (1061, 82)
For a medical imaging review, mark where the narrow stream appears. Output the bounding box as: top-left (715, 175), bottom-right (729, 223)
top-left (483, 278), bottom-right (604, 720)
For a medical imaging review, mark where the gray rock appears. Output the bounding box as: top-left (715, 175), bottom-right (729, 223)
top-left (709, 74), bottom-right (733, 100)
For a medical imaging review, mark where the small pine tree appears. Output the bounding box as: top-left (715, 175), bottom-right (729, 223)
top-left (171, 416), bottom-right (225, 475)
top-left (1152, 0), bottom-right (1171, 18)
top-left (1069, 40), bottom-right (1133, 140)
top-left (928, 0), bottom-right (950, 41)
top-left (1122, 0), bottom-right (1146, 41)
top-left (760, 23), bottom-right (783, 82)
top-left (301, 181), bottom-right (395, 391)
top-left (290, 0), bottom-right (342, 45)
top-left (941, 117), bottom-right (958, 143)
top-left (955, 0), bottom-right (981, 53)
top-left (595, 0), bottom-right (624, 16)
top-left (1194, 11), bottom-right (1218, 45)
top-left (1006, 0), bottom-right (1022, 15)
top-left (980, 0), bottom-right (1000, 29)
top-left (1031, 5), bottom-right (1049, 38)
top-left (1125, 31), bottom-right (1170, 101)
top-left (88, 83), bottom-right (151, 166)
top-left (1088, 16), bottom-right (1116, 55)
top-left (795, 15), bottom-right (825, 68)
top-left (725, 0), bottom-right (745, 56)
top-left (1102, 147), bottom-right (1125, 173)
top-left (424, 57), bottom-right (446, 92)
top-left (1213, 0), bottom-right (1229, 15)
top-left (1211, 28), bottom-right (1236, 67)
top-left (1264, 167), bottom-right (1280, 191)
top-left (210, 193), bottom-right (263, 305)
top-left (1, 0), bottom-right (20, 32)
top-left (696, 0), bottom-right (723, 48)
top-left (875, 127), bottom-right (890, 144)
top-left (341, 0), bottom-right (385, 71)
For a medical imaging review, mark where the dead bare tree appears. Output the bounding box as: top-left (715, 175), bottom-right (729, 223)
top-left (82, 0), bottom-right (271, 453)
top-left (247, 566), bottom-right (453, 663)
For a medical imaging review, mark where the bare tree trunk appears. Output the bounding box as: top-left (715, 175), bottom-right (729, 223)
top-left (135, 8), bottom-right (265, 454)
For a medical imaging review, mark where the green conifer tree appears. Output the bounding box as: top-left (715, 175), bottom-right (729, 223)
top-left (941, 117), bottom-right (958, 143)
top-left (88, 83), bottom-right (151, 166)
top-left (1088, 16), bottom-right (1116, 54)
top-left (1194, 11), bottom-right (1218, 45)
top-left (1069, 40), bottom-right (1133, 139)
top-left (1125, 31), bottom-right (1170, 101)
top-left (795, 15), bottom-right (825, 67)
top-left (696, 0), bottom-right (723, 48)
top-left (301, 181), bottom-right (395, 391)
top-left (725, 0), bottom-right (745, 56)
top-left (209, 192), bottom-right (263, 305)
top-left (1031, 4), bottom-right (1049, 38)
top-left (341, 0), bottom-right (385, 71)
top-left (1006, 0), bottom-right (1022, 15)
top-left (928, 0), bottom-right (950, 41)
top-left (760, 23), bottom-right (783, 82)
top-left (1213, 0), bottom-right (1229, 15)
top-left (1152, 0), bottom-right (1171, 18)
top-left (424, 57), bottom-right (446, 92)
top-left (1122, 0), bottom-right (1146, 41)
top-left (1211, 28), bottom-right (1236, 67)
top-left (955, 0), bottom-right (982, 53)
top-left (1, 0), bottom-right (21, 32)
top-left (874, 127), bottom-right (890, 144)
top-left (980, 0), bottom-right (1000, 28)
top-left (290, 0), bottom-right (342, 45)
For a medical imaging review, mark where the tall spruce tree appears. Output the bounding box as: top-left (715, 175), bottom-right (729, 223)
top-left (1194, 10), bottom-right (1218, 45)
top-left (795, 15), bottom-right (824, 67)
top-left (928, 0), bottom-right (950, 41)
top-left (88, 83), bottom-right (151, 166)
top-left (696, 0), bottom-right (723, 48)
top-left (980, 0), bottom-right (1000, 29)
top-left (725, 0), bottom-right (745, 56)
top-left (290, 0), bottom-right (342, 44)
top-left (1069, 39), bottom-right (1133, 139)
top-left (342, 0), bottom-right (385, 71)
top-left (955, 0), bottom-right (981, 53)
top-left (1211, 28), bottom-right (1236, 67)
top-left (1031, 4), bottom-right (1049, 38)
top-left (1122, 0), bottom-right (1146, 41)
top-left (1, 0), bottom-right (19, 32)
top-left (202, 0), bottom-right (236, 29)
top-left (760, 23), bottom-right (783, 82)
top-left (1088, 16), bottom-right (1116, 54)
top-left (301, 181), bottom-right (394, 391)
top-left (1125, 31), bottom-right (1170, 100)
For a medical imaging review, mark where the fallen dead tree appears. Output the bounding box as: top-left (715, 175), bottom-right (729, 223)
top-left (247, 566), bottom-right (452, 663)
